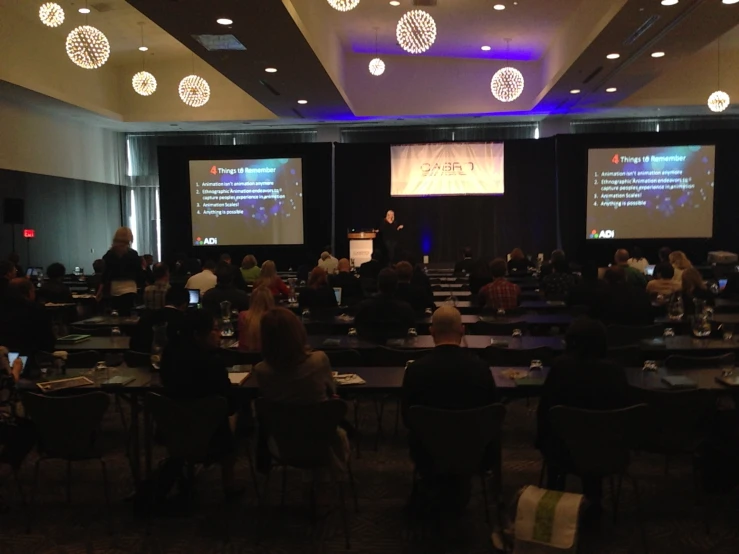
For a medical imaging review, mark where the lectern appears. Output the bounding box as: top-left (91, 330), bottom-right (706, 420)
top-left (347, 230), bottom-right (376, 267)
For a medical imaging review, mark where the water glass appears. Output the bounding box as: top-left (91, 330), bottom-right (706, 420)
top-left (721, 323), bottom-right (734, 341)
top-left (496, 308), bottom-right (506, 316)
top-left (511, 328), bottom-right (523, 338)
top-left (347, 328), bottom-right (358, 337)
top-left (111, 326), bottom-right (122, 338)
top-left (663, 327), bottom-right (675, 337)
top-left (407, 328), bottom-right (418, 338)
top-left (110, 310), bottom-right (119, 317)
top-left (642, 360), bottom-right (658, 372)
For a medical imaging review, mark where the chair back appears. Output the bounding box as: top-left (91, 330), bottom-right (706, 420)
top-left (665, 353), bottom-right (735, 369)
top-left (320, 349), bottom-right (363, 368)
top-left (23, 392), bottom-right (110, 460)
top-left (255, 398), bottom-right (347, 469)
top-left (484, 346), bottom-right (554, 367)
top-left (370, 347), bottom-right (433, 367)
top-left (549, 404), bottom-right (648, 477)
top-left (408, 404), bottom-right (506, 475)
top-left (607, 345), bottom-right (643, 368)
top-left (474, 320), bottom-right (529, 336)
top-left (145, 393), bottom-right (228, 462)
top-left (629, 388), bottom-right (716, 454)
top-left (607, 324), bottom-right (663, 347)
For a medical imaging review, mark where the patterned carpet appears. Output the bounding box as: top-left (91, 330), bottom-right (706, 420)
top-left (2, 398), bottom-right (739, 554)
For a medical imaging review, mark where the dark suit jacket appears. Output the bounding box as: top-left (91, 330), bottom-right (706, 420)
top-left (359, 259), bottom-right (382, 280)
top-left (536, 354), bottom-right (630, 450)
top-left (130, 307), bottom-right (186, 353)
top-left (329, 271), bottom-right (363, 305)
top-left (202, 285), bottom-right (250, 316)
top-left (0, 297), bottom-right (55, 355)
top-left (401, 344), bottom-right (498, 427)
top-left (354, 294), bottom-right (416, 339)
top-left (396, 282), bottom-right (434, 313)
top-left (298, 285), bottom-right (338, 312)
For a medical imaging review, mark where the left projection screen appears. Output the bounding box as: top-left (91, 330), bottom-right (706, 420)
top-left (189, 158), bottom-right (304, 246)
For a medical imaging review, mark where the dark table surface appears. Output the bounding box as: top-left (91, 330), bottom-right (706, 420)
top-left (56, 336), bottom-right (131, 351)
top-left (304, 334), bottom-right (565, 351)
top-left (308, 314), bottom-right (573, 328)
top-left (640, 335), bottom-right (739, 353)
top-left (75, 316), bottom-right (141, 327)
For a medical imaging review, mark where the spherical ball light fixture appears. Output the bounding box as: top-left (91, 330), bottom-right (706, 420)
top-left (39, 3), bottom-right (65, 28)
top-left (396, 10), bottom-right (437, 54)
top-left (132, 71), bottom-right (157, 96)
top-left (708, 90), bottom-right (730, 112)
top-left (179, 75), bottom-right (210, 107)
top-left (66, 26), bottom-right (110, 69)
top-left (327, 0), bottom-right (359, 12)
top-left (490, 66), bottom-right (525, 102)
top-left (369, 57), bottom-right (386, 76)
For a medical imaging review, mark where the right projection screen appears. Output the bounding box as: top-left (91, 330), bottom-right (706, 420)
top-left (586, 145), bottom-right (716, 240)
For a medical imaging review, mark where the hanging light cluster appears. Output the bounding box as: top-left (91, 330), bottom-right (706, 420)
top-left (708, 38), bottom-right (730, 113)
top-left (491, 67), bottom-right (525, 103)
top-left (368, 27), bottom-right (385, 76)
top-left (39, 3), bottom-right (65, 28)
top-left (66, 25), bottom-right (110, 69)
top-left (132, 71), bottom-right (158, 96)
top-left (179, 75), bottom-right (211, 107)
top-left (327, 0), bottom-right (360, 11)
top-left (396, 10), bottom-right (437, 54)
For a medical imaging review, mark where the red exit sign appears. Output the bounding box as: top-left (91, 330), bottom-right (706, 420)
top-left (23, 229), bottom-right (35, 238)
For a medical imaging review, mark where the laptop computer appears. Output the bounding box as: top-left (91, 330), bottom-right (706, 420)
top-left (645, 265), bottom-right (656, 277)
top-left (25, 267), bottom-right (43, 278)
top-left (187, 289), bottom-right (201, 308)
top-left (719, 278), bottom-right (728, 292)
top-left (333, 287), bottom-right (342, 306)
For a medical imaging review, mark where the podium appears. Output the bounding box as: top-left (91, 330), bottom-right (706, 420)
top-left (348, 230), bottom-right (376, 267)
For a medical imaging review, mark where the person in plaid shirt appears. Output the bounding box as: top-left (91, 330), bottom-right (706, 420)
top-left (144, 263), bottom-right (171, 310)
top-left (478, 258), bottom-right (521, 310)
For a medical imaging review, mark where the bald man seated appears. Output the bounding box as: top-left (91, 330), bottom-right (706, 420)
top-left (614, 248), bottom-right (647, 288)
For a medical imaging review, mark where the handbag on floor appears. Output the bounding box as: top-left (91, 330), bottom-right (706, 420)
top-left (511, 485), bottom-right (583, 553)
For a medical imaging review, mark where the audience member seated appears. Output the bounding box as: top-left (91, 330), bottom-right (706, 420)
top-left (0, 347), bottom-right (36, 471)
top-left (185, 259), bottom-right (217, 295)
top-left (144, 263), bottom-right (171, 310)
top-left (100, 227), bottom-right (142, 315)
top-left (142, 254), bottom-right (155, 285)
top-left (658, 246), bottom-right (671, 264)
top-left (359, 251), bottom-right (382, 280)
top-left (507, 248), bottom-right (533, 274)
top-left (541, 259), bottom-right (580, 301)
top-left (87, 258), bottom-right (105, 295)
top-left (0, 278), bottom-right (55, 355)
top-left (646, 263), bottom-right (681, 299)
top-left (590, 267), bottom-right (652, 325)
top-left (566, 264), bottom-right (607, 311)
top-left (298, 267), bottom-right (338, 314)
top-left (317, 251), bottom-right (339, 275)
top-left (7, 252), bottom-right (22, 280)
top-left (627, 246), bottom-right (649, 274)
top-left (478, 258), bottom-right (521, 311)
top-left (220, 253), bottom-right (248, 291)
top-left (237, 286), bottom-right (274, 352)
top-left (130, 287), bottom-right (189, 352)
top-left (254, 307), bottom-right (348, 474)
top-left (239, 255), bottom-right (261, 285)
top-left (681, 266), bottom-right (714, 316)
top-left (202, 262), bottom-right (250, 316)
top-left (254, 260), bottom-right (290, 298)
top-left (539, 249), bottom-right (566, 279)
top-left (453, 247), bottom-right (475, 275)
top-left (411, 260), bottom-right (433, 293)
top-left (402, 306), bottom-right (498, 498)
top-left (329, 258), bottom-right (363, 306)
top-left (160, 310), bottom-right (239, 496)
top-left (468, 259), bottom-right (492, 296)
top-left (0, 261), bottom-right (16, 299)
top-left (536, 317), bottom-right (630, 508)
top-left (36, 263), bottom-right (73, 304)
top-left (669, 250), bottom-right (692, 284)
top-left (395, 261), bottom-right (434, 313)
top-left (354, 268), bottom-right (416, 339)
top-left (614, 249), bottom-right (647, 288)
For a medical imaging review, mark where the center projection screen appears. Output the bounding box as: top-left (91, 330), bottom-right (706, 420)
top-left (391, 142), bottom-right (505, 197)
top-left (586, 145), bottom-right (716, 240)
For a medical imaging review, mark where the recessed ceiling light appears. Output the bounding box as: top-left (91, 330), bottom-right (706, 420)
top-left (570, 89), bottom-right (581, 94)
top-left (481, 45), bottom-right (491, 51)
top-left (78, 7), bottom-right (91, 14)
top-left (138, 46), bottom-right (148, 52)
top-left (389, 0), bottom-right (400, 5)
top-left (651, 51), bottom-right (665, 58)
top-left (606, 53), bottom-right (620, 60)
top-left (493, 4), bottom-right (506, 10)
top-left (723, 0), bottom-right (739, 4)
top-left (606, 87), bottom-right (617, 93)
top-left (297, 100), bottom-right (308, 105)
top-left (216, 18), bottom-right (233, 25)
top-left (265, 67), bottom-right (277, 73)
top-left (661, 0), bottom-right (678, 5)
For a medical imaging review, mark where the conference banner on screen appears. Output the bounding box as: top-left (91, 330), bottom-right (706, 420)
top-left (390, 142), bottom-right (504, 197)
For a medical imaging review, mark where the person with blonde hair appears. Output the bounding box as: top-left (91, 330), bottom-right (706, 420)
top-left (317, 251), bottom-right (339, 275)
top-left (98, 227), bottom-right (142, 314)
top-left (254, 260), bottom-right (290, 298)
top-left (238, 286), bottom-right (274, 352)
top-left (240, 255), bottom-right (260, 284)
top-left (669, 251), bottom-right (692, 283)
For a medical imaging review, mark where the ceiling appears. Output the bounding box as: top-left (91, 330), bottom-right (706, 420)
top-left (3, 0), bottom-right (739, 129)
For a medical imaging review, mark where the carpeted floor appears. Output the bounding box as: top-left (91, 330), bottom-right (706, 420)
top-left (2, 398), bottom-right (739, 554)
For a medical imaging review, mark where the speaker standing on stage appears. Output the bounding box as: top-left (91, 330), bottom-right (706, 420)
top-left (380, 210), bottom-right (404, 263)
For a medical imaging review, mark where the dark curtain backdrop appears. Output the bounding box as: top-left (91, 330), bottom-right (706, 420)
top-left (334, 139), bottom-right (558, 263)
top-left (0, 169), bottom-right (122, 272)
top-left (157, 143), bottom-right (332, 270)
top-left (556, 131), bottom-right (739, 266)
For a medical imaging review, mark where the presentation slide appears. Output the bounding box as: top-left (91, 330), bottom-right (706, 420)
top-left (586, 145), bottom-right (715, 240)
top-left (189, 158), bottom-right (304, 246)
top-left (391, 142), bottom-right (504, 197)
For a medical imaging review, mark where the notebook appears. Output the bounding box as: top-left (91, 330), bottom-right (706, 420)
top-left (334, 374), bottom-right (366, 386)
top-left (228, 372), bottom-right (251, 386)
top-left (57, 334), bottom-right (92, 344)
top-left (661, 376), bottom-right (697, 389)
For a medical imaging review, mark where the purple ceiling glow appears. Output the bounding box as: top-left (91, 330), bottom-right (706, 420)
top-left (350, 44), bottom-right (539, 62)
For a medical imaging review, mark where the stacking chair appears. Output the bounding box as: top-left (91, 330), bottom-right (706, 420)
top-left (549, 404), bottom-right (649, 552)
top-left (408, 404), bottom-right (507, 528)
top-left (22, 392), bottom-right (112, 533)
top-left (607, 324), bottom-right (663, 348)
top-left (255, 398), bottom-right (357, 549)
top-left (664, 353), bottom-right (735, 369)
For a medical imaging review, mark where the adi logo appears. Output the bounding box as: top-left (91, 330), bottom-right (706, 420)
top-left (589, 229), bottom-right (615, 239)
top-left (194, 237), bottom-right (218, 245)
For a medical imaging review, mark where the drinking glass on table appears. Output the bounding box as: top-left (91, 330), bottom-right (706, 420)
top-left (721, 323), bottom-right (734, 342)
top-left (111, 326), bottom-right (122, 338)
